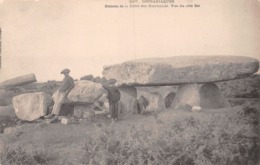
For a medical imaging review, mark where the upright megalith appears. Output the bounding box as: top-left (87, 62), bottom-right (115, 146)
top-left (200, 83), bottom-right (230, 109)
top-left (12, 92), bottom-right (52, 121)
top-left (117, 85), bottom-right (138, 115)
top-left (145, 92), bottom-right (165, 112)
top-left (172, 84), bottom-right (200, 109)
top-left (103, 56), bottom-right (259, 110)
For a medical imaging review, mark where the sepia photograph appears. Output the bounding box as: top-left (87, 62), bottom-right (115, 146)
top-left (0, 0), bottom-right (259, 164)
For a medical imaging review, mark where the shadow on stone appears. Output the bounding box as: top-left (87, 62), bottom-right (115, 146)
top-left (200, 83), bottom-right (230, 109)
top-left (165, 92), bottom-right (176, 108)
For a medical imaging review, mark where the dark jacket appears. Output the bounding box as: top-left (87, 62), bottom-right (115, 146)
top-left (102, 84), bottom-right (120, 103)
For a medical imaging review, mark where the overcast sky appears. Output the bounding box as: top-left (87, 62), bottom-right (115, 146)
top-left (0, 0), bottom-right (259, 82)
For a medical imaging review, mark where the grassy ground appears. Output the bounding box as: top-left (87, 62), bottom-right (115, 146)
top-left (0, 76), bottom-right (259, 164)
top-left (0, 100), bottom-right (259, 165)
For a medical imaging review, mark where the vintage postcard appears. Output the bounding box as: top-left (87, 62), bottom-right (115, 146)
top-left (0, 0), bottom-right (259, 164)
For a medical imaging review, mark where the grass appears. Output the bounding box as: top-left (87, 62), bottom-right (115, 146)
top-left (1, 145), bottom-right (51, 165)
top-left (82, 106), bottom-right (259, 165)
top-left (0, 96), bottom-right (259, 164)
top-left (0, 115), bottom-right (17, 133)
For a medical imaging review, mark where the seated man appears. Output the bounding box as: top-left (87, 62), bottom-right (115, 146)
top-left (45, 68), bottom-right (74, 123)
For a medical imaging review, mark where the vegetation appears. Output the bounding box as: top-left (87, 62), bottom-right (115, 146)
top-left (82, 106), bottom-right (259, 165)
top-left (1, 146), bottom-right (50, 165)
top-left (0, 115), bottom-right (17, 133)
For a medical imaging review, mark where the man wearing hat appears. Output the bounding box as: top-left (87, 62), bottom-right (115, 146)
top-left (102, 79), bottom-right (121, 121)
top-left (45, 68), bottom-right (74, 122)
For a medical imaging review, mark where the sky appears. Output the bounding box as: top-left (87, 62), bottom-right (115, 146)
top-left (0, 0), bottom-right (259, 82)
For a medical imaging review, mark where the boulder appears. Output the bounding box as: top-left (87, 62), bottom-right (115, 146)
top-left (0, 73), bottom-right (37, 88)
top-left (66, 80), bottom-right (107, 104)
top-left (103, 56), bottom-right (259, 86)
top-left (80, 74), bottom-right (94, 81)
top-left (12, 92), bottom-right (52, 121)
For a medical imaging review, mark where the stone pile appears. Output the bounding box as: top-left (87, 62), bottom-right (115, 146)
top-left (8, 80), bottom-right (109, 122)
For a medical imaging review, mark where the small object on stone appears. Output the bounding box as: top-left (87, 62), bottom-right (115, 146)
top-left (61, 117), bottom-right (79, 125)
top-left (4, 127), bottom-right (17, 134)
top-left (61, 118), bottom-right (70, 125)
top-left (192, 106), bottom-right (202, 112)
top-left (176, 104), bottom-right (192, 112)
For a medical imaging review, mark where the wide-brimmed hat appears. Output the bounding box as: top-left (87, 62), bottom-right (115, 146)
top-left (61, 68), bottom-right (70, 74)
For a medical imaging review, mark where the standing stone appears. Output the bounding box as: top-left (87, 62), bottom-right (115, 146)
top-left (118, 86), bottom-right (138, 115)
top-left (145, 92), bottom-right (165, 112)
top-left (172, 84), bottom-right (200, 109)
top-left (12, 92), bottom-right (52, 121)
top-left (200, 83), bottom-right (230, 109)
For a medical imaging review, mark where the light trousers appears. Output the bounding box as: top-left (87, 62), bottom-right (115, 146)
top-left (52, 91), bottom-right (66, 115)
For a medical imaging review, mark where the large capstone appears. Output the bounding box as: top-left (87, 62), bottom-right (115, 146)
top-left (103, 56), bottom-right (259, 86)
top-left (12, 92), bottom-right (52, 121)
top-left (66, 80), bottom-right (107, 104)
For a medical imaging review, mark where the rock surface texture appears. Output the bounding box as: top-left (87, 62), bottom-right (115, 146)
top-left (12, 92), bottom-right (52, 121)
top-left (172, 84), bottom-right (201, 109)
top-left (103, 56), bottom-right (259, 86)
top-left (0, 73), bottom-right (37, 88)
top-left (118, 86), bottom-right (138, 115)
top-left (66, 80), bottom-right (107, 104)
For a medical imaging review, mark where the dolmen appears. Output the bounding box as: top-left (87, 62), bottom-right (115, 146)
top-left (102, 56), bottom-right (259, 112)
top-left (12, 80), bottom-right (109, 121)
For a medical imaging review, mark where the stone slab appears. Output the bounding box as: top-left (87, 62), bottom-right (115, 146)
top-left (0, 73), bottom-right (37, 88)
top-left (103, 56), bottom-right (259, 86)
top-left (66, 80), bottom-right (107, 104)
top-left (12, 92), bottom-right (52, 121)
